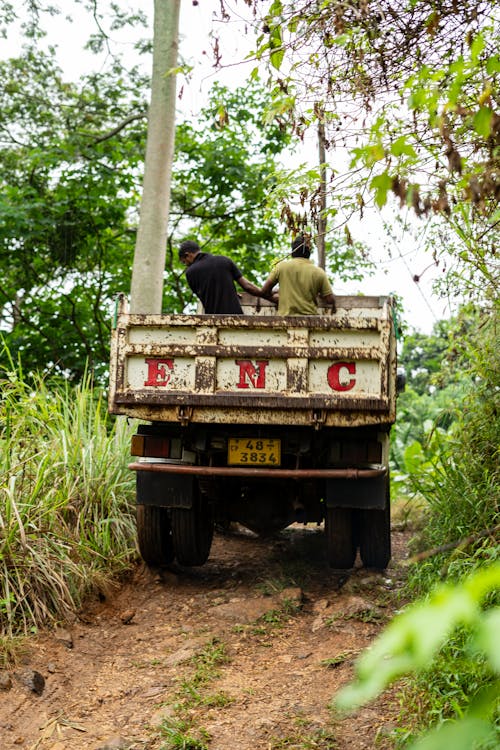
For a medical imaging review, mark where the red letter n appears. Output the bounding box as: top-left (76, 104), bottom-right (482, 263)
top-left (235, 360), bottom-right (269, 389)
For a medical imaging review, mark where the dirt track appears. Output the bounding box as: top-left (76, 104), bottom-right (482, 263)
top-left (0, 525), bottom-right (409, 750)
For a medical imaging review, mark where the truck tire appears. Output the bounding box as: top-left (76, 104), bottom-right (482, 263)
top-left (325, 507), bottom-right (357, 569)
top-left (357, 483), bottom-right (391, 570)
top-left (171, 490), bottom-right (214, 566)
top-left (136, 504), bottom-right (174, 566)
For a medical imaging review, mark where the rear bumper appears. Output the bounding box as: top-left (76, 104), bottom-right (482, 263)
top-left (128, 461), bottom-right (386, 480)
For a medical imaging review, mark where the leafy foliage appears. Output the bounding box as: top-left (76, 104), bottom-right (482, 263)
top-left (0, 46), bottom-right (147, 381)
top-left (383, 304), bottom-right (499, 747)
top-left (215, 1), bottom-right (499, 314)
top-left (0, 51), bottom-right (294, 379)
top-left (335, 564), bottom-right (500, 750)
top-left (238, 1), bottom-right (499, 213)
top-left (402, 305), bottom-right (500, 585)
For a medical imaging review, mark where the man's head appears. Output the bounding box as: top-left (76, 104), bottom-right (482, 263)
top-left (179, 240), bottom-right (200, 267)
top-left (291, 234), bottom-right (311, 258)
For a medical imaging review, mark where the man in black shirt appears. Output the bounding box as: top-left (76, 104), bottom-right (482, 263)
top-left (179, 240), bottom-right (263, 314)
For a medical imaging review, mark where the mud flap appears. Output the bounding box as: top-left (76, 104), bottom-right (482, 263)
top-left (325, 472), bottom-right (386, 509)
top-left (136, 470), bottom-right (195, 509)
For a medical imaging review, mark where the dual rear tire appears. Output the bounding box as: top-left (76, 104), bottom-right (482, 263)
top-left (136, 482), bottom-right (214, 567)
top-left (137, 476), bottom-right (390, 571)
top-left (325, 482), bottom-right (391, 570)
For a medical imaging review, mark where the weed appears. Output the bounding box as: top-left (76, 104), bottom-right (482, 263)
top-left (172, 639), bottom-right (231, 711)
top-left (0, 634), bottom-right (27, 667)
top-left (200, 690), bottom-right (233, 708)
top-left (158, 640), bottom-right (232, 749)
top-left (256, 577), bottom-right (289, 596)
top-left (392, 628), bottom-right (500, 748)
top-left (159, 717), bottom-right (209, 750)
top-left (320, 651), bottom-right (356, 669)
top-left (269, 726), bottom-right (338, 748)
top-left (325, 608), bottom-right (385, 627)
top-left (261, 608), bottom-right (286, 625)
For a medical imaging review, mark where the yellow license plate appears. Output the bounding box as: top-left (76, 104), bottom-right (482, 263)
top-left (228, 438), bottom-right (281, 466)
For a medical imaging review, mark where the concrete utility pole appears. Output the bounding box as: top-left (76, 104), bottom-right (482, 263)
top-left (130, 0), bottom-right (181, 313)
top-left (316, 113), bottom-right (327, 270)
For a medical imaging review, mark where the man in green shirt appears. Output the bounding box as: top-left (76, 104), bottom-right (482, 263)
top-left (259, 234), bottom-right (335, 315)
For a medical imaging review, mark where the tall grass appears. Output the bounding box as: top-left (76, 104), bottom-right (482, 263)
top-left (394, 309), bottom-right (500, 746)
top-left (0, 357), bottom-right (136, 640)
top-left (404, 308), bottom-right (500, 592)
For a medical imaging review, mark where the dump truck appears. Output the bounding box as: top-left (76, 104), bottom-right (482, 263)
top-left (109, 292), bottom-right (400, 569)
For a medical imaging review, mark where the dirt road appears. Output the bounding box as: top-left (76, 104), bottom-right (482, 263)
top-left (0, 525), bottom-right (409, 750)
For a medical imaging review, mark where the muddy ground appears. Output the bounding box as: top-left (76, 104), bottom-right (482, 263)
top-left (0, 524), bottom-right (411, 750)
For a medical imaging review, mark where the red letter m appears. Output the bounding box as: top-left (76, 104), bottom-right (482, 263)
top-left (235, 360), bottom-right (269, 389)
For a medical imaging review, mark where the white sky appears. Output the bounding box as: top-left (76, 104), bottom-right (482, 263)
top-left (4, 0), bottom-right (457, 333)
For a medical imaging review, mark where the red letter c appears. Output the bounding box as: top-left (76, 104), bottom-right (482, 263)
top-left (327, 362), bottom-right (356, 391)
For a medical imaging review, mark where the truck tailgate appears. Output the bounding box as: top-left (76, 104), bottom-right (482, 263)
top-left (109, 295), bottom-right (396, 427)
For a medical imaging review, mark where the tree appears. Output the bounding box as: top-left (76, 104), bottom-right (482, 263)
top-left (213, 1), bottom-right (499, 308)
top-left (130, 0), bottom-right (181, 314)
top-left (0, 47), bottom-right (298, 379)
top-left (0, 47), bottom-right (148, 380)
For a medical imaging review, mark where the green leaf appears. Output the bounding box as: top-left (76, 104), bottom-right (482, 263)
top-left (472, 107), bottom-right (493, 139)
top-left (270, 46), bottom-right (285, 70)
top-left (469, 32), bottom-right (485, 62)
top-left (335, 564), bottom-right (500, 714)
top-left (370, 172), bottom-right (392, 208)
top-left (333, 34), bottom-right (350, 47)
top-left (409, 717), bottom-right (493, 750)
top-left (390, 137), bottom-right (417, 158)
top-left (403, 441), bottom-right (425, 472)
top-left (407, 88), bottom-right (427, 110)
top-left (486, 55), bottom-right (500, 74)
top-left (270, 25), bottom-right (283, 49)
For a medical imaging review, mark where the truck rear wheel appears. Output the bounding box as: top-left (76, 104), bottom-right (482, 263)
top-left (136, 504), bottom-right (174, 566)
top-left (357, 483), bottom-right (391, 569)
top-left (171, 489), bottom-right (214, 566)
top-left (325, 507), bottom-right (357, 569)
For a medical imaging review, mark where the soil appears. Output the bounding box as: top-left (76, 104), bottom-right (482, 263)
top-left (0, 525), bottom-right (411, 750)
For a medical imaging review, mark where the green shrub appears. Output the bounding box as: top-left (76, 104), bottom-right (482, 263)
top-left (335, 564), bottom-right (500, 750)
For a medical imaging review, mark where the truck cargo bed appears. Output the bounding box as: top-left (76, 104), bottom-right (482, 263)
top-left (109, 294), bottom-right (397, 428)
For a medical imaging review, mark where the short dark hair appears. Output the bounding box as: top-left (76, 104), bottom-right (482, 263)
top-left (291, 234), bottom-right (311, 258)
top-left (179, 240), bottom-right (200, 258)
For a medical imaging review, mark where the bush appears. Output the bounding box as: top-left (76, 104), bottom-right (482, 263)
top-left (335, 564), bottom-right (500, 750)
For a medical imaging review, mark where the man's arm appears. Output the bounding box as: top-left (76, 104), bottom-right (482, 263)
top-left (237, 276), bottom-right (262, 297)
top-left (238, 275), bottom-right (277, 303)
top-left (318, 270), bottom-right (335, 310)
top-left (258, 276), bottom-right (278, 302)
top-left (319, 291), bottom-right (336, 311)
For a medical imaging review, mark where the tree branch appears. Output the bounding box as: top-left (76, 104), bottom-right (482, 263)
top-left (404, 524), bottom-right (500, 566)
top-left (91, 112), bottom-right (147, 145)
